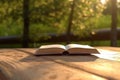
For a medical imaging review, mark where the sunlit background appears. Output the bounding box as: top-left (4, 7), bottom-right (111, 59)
top-left (101, 0), bottom-right (107, 4)
top-left (101, 0), bottom-right (120, 4)
top-left (0, 0), bottom-right (120, 48)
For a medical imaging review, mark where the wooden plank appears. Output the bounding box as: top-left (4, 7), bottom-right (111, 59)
top-left (0, 48), bottom-right (120, 80)
top-left (45, 56), bottom-right (120, 79)
top-left (0, 70), bottom-right (8, 80)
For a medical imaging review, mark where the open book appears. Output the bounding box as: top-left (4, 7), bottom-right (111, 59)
top-left (34, 44), bottom-right (99, 55)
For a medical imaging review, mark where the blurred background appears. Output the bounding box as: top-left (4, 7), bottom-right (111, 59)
top-left (0, 0), bottom-right (120, 48)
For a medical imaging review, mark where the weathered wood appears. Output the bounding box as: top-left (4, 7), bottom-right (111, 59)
top-left (0, 70), bottom-right (8, 80)
top-left (0, 47), bottom-right (120, 80)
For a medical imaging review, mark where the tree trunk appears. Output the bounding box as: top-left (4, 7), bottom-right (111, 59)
top-left (66, 0), bottom-right (75, 44)
top-left (111, 0), bottom-right (117, 46)
top-left (22, 0), bottom-right (30, 48)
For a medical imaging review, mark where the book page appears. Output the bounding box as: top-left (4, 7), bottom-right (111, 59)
top-left (66, 44), bottom-right (94, 50)
top-left (40, 44), bottom-right (66, 50)
top-left (35, 44), bottom-right (66, 55)
top-left (66, 44), bottom-right (99, 54)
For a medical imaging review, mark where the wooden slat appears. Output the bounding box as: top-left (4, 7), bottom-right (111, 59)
top-left (0, 47), bottom-right (120, 80)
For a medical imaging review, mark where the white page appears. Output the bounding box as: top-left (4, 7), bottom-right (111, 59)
top-left (65, 44), bottom-right (94, 50)
top-left (40, 44), bottom-right (66, 50)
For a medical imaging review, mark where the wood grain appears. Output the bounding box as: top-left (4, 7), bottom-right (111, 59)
top-left (0, 47), bottom-right (120, 80)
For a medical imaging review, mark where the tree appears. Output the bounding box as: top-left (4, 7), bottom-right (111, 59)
top-left (111, 0), bottom-right (118, 46)
top-left (22, 0), bottom-right (30, 47)
top-left (64, 0), bottom-right (105, 43)
top-left (0, 0), bottom-right (105, 45)
top-left (0, 0), bottom-right (23, 36)
top-left (28, 0), bottom-right (69, 42)
top-left (66, 0), bottom-right (75, 44)
top-left (102, 0), bottom-right (112, 15)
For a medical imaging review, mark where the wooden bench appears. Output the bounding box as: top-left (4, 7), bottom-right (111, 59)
top-left (0, 47), bottom-right (120, 80)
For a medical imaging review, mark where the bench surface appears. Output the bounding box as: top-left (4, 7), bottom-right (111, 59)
top-left (0, 47), bottom-right (120, 80)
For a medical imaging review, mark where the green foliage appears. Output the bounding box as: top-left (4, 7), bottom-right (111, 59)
top-left (0, 0), bottom-right (22, 22)
top-left (29, 23), bottom-right (58, 41)
top-left (58, 0), bottom-right (105, 37)
top-left (95, 15), bottom-right (111, 29)
top-left (29, 0), bottom-right (106, 39)
top-left (0, 0), bottom-right (105, 39)
top-left (118, 13), bottom-right (120, 27)
top-left (94, 14), bottom-right (120, 29)
top-left (0, 0), bottom-right (23, 36)
top-left (30, 0), bottom-right (69, 24)
top-left (0, 23), bottom-right (22, 36)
